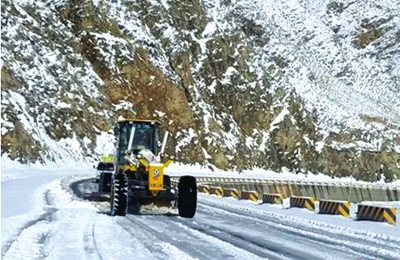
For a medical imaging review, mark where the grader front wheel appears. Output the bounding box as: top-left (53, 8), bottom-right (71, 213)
top-left (178, 176), bottom-right (197, 218)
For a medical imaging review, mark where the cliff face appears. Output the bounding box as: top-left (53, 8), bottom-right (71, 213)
top-left (2, 0), bottom-right (400, 181)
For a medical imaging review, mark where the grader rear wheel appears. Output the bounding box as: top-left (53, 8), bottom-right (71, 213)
top-left (111, 173), bottom-right (128, 216)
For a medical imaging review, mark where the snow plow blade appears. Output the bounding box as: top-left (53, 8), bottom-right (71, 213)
top-left (139, 198), bottom-right (176, 208)
top-left (138, 200), bottom-right (177, 215)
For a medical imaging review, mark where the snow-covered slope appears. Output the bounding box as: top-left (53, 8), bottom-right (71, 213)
top-left (1, 0), bottom-right (400, 181)
top-left (246, 0), bottom-right (400, 126)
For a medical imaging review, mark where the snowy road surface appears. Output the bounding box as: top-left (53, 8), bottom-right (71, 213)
top-left (2, 168), bottom-right (400, 260)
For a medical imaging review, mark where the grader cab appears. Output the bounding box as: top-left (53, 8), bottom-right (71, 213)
top-left (106, 119), bottom-right (197, 218)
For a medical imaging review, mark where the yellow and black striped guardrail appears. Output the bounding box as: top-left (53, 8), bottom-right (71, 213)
top-left (290, 196), bottom-right (315, 211)
top-left (192, 177), bottom-right (398, 226)
top-left (319, 200), bottom-right (350, 218)
top-left (210, 186), bottom-right (223, 197)
top-left (223, 188), bottom-right (239, 199)
top-left (198, 184), bottom-right (210, 194)
top-left (192, 176), bottom-right (400, 190)
top-left (240, 190), bottom-right (259, 202)
top-left (262, 193), bottom-right (284, 204)
top-left (357, 204), bottom-right (397, 226)
top-left (169, 176), bottom-right (400, 203)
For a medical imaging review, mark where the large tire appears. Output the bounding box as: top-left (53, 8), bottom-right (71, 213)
top-left (111, 172), bottom-right (128, 216)
top-left (98, 172), bottom-right (112, 192)
top-left (178, 176), bottom-right (197, 218)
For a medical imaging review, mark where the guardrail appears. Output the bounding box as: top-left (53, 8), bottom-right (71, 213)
top-left (170, 176), bottom-right (400, 203)
top-left (191, 183), bottom-right (398, 225)
top-left (192, 177), bottom-right (400, 190)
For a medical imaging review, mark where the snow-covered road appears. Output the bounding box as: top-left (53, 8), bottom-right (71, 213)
top-left (2, 168), bottom-right (400, 260)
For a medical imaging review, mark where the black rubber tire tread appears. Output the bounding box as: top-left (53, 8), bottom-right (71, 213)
top-left (111, 172), bottom-right (128, 216)
top-left (178, 175), bottom-right (197, 218)
top-left (98, 172), bottom-right (112, 193)
top-left (164, 174), bottom-right (171, 188)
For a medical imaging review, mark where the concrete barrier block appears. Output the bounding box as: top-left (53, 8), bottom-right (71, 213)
top-left (290, 196), bottom-right (315, 211)
top-left (357, 204), bottom-right (396, 226)
top-left (223, 188), bottom-right (239, 199)
top-left (319, 199), bottom-right (350, 218)
top-left (198, 184), bottom-right (210, 194)
top-left (262, 193), bottom-right (284, 204)
top-left (210, 186), bottom-right (223, 197)
top-left (240, 190), bottom-right (259, 202)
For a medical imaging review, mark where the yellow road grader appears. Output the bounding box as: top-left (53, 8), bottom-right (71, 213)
top-left (99, 119), bottom-right (197, 218)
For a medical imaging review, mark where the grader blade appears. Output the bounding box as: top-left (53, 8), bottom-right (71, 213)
top-left (139, 199), bottom-right (177, 215)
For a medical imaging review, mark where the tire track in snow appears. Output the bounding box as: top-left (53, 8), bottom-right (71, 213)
top-left (118, 217), bottom-right (194, 260)
top-left (168, 218), bottom-right (297, 260)
top-left (198, 198), bottom-right (400, 260)
top-left (195, 203), bottom-right (368, 259)
top-left (1, 211), bottom-right (55, 258)
top-left (121, 211), bottom-right (300, 259)
top-left (120, 215), bottom-right (264, 260)
top-left (2, 190), bottom-right (57, 259)
top-left (83, 224), bottom-right (104, 260)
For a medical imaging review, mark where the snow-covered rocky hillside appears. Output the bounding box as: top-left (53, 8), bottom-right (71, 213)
top-left (1, 0), bottom-right (400, 181)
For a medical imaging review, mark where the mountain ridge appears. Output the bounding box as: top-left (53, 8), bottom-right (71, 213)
top-left (2, 0), bottom-right (400, 182)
